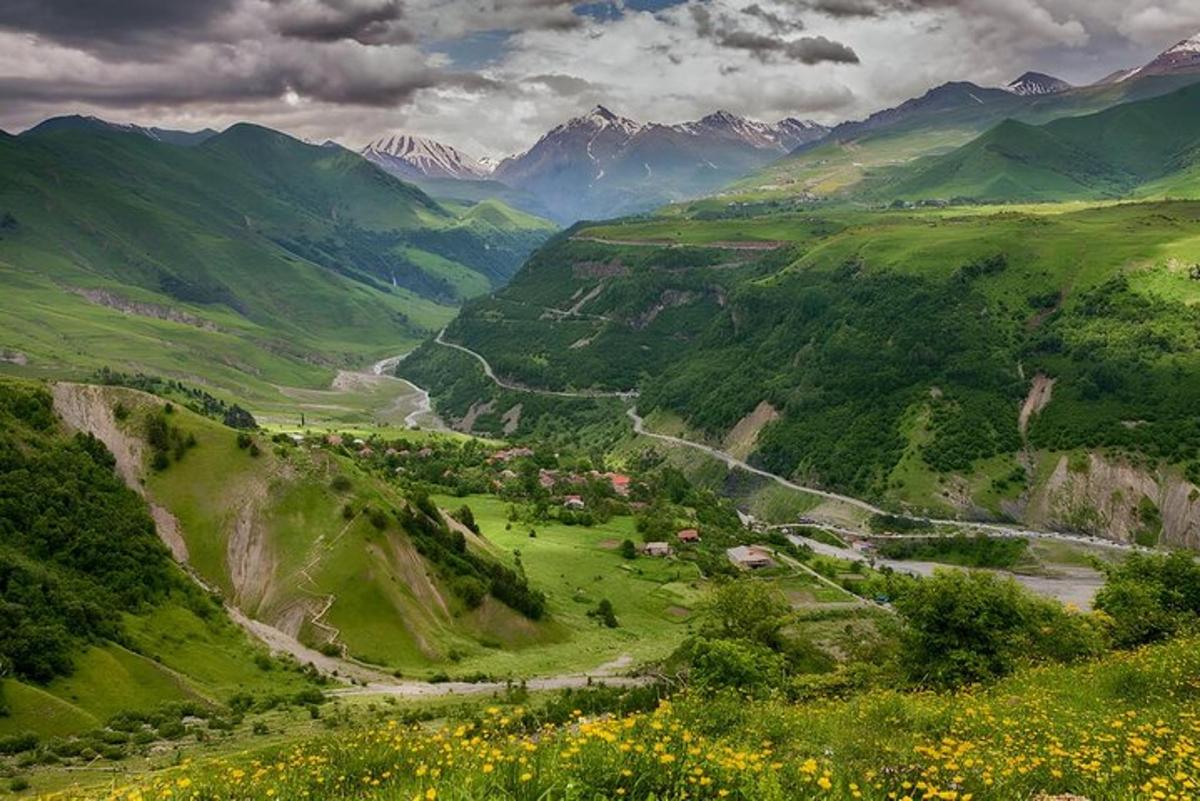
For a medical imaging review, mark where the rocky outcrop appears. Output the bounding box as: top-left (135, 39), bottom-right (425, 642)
top-left (1023, 453), bottom-right (1200, 549)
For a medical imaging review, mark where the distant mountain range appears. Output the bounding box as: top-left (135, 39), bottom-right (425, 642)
top-left (880, 80), bottom-right (1200, 203)
top-left (721, 30), bottom-right (1200, 206)
top-left (361, 106), bottom-right (828, 223)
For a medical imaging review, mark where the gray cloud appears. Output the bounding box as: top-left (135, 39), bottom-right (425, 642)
top-left (690, 4), bottom-right (858, 63)
top-left (743, 4), bottom-right (804, 34)
top-left (270, 0), bottom-right (413, 45)
top-left (0, 0), bottom-right (235, 54)
top-left (805, 0), bottom-right (882, 17)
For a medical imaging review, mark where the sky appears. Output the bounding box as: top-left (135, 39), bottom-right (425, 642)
top-left (2, 0), bottom-right (1200, 158)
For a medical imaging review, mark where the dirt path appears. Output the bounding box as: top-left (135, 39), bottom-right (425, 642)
top-left (331, 656), bottom-right (647, 699)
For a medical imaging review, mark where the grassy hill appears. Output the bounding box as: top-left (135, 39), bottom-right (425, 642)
top-left (0, 378), bottom-right (318, 741)
top-left (402, 201), bottom-right (1200, 548)
top-left (709, 72), bottom-right (1200, 209)
top-left (49, 381), bottom-right (568, 676)
top-left (879, 82), bottom-right (1200, 202)
top-left (0, 121), bottom-right (555, 408)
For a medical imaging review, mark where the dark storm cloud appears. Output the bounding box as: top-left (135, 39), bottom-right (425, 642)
top-left (742, 4), bottom-right (803, 34)
top-left (271, 0), bottom-right (414, 45)
top-left (0, 59), bottom-right (496, 109)
top-left (0, 0), bottom-right (234, 52)
top-left (690, 4), bottom-right (858, 63)
top-left (804, 0), bottom-right (883, 18)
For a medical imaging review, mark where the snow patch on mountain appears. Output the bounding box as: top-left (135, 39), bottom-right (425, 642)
top-left (1007, 72), bottom-right (1072, 96)
top-left (361, 134), bottom-right (491, 180)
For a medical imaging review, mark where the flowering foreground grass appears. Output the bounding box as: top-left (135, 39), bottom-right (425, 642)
top-left (70, 637), bottom-right (1200, 801)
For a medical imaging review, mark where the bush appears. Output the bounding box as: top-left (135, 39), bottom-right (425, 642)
top-left (452, 576), bottom-right (488, 609)
top-left (1094, 552), bottom-right (1200, 647)
top-left (0, 732), bottom-right (37, 755)
top-left (589, 598), bottom-right (619, 628)
top-left (690, 639), bottom-right (785, 696)
top-left (330, 475), bottom-right (352, 493)
top-left (895, 570), bottom-right (1106, 688)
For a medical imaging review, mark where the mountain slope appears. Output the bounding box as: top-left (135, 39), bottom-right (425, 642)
top-left (0, 121), bottom-right (554, 403)
top-left (882, 82), bottom-right (1200, 201)
top-left (51, 381), bottom-right (560, 675)
top-left (493, 106), bottom-right (828, 222)
top-left (0, 378), bottom-right (318, 738)
top-left (404, 201), bottom-right (1200, 549)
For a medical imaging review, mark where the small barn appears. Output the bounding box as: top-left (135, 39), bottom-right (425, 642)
top-left (726, 545), bottom-right (775, 570)
top-left (643, 541), bottom-right (673, 557)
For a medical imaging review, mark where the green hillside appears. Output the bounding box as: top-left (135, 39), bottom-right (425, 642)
top-left (710, 73), bottom-right (1200, 208)
top-left (402, 201), bottom-right (1200, 547)
top-left (49, 381), bottom-right (565, 676)
top-left (881, 82), bottom-right (1200, 202)
top-left (0, 378), bottom-right (317, 741)
top-left (0, 122), bottom-right (554, 407)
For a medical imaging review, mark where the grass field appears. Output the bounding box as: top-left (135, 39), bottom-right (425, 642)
top-left (429, 494), bottom-right (704, 676)
top-left (69, 630), bottom-right (1200, 801)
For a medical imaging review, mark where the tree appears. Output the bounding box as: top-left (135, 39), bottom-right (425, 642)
top-left (620, 539), bottom-right (638, 560)
top-left (589, 598), bottom-right (619, 628)
top-left (1094, 553), bottom-right (1200, 647)
top-left (698, 580), bottom-right (790, 650)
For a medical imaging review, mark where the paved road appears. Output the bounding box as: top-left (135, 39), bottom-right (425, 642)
top-left (786, 534), bottom-right (1106, 610)
top-left (435, 329), bottom-right (637, 399)
top-left (570, 236), bottom-right (786, 251)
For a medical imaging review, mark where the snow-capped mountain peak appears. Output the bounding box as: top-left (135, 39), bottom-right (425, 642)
top-left (1007, 71), bottom-right (1072, 96)
top-left (361, 133), bottom-right (490, 180)
top-left (1163, 33), bottom-right (1200, 56)
top-left (1110, 30), bottom-right (1200, 82)
top-left (670, 111), bottom-right (828, 151)
top-left (573, 105), bottom-right (644, 136)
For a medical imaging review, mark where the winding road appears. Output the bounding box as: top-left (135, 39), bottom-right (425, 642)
top-left (435, 329), bottom-right (637, 400)
top-left (432, 332), bottom-right (1149, 555)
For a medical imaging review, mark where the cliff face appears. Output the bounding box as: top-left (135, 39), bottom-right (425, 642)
top-left (1019, 453), bottom-right (1200, 549)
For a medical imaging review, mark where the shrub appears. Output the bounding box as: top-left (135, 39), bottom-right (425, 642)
top-left (895, 570), bottom-right (1105, 688)
top-left (1094, 552), bottom-right (1200, 647)
top-left (589, 598), bottom-right (619, 628)
top-left (690, 639), bottom-right (785, 696)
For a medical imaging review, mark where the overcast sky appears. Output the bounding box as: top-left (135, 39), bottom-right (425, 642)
top-left (2, 0), bottom-right (1199, 158)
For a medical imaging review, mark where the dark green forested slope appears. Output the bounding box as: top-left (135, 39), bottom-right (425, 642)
top-left (402, 202), bottom-right (1200, 537)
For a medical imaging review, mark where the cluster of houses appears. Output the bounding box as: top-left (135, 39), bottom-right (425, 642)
top-left (641, 527), bottom-right (704, 558)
